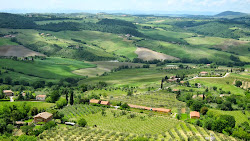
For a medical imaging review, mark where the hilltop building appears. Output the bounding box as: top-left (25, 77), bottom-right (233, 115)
top-left (34, 112), bottom-right (53, 123)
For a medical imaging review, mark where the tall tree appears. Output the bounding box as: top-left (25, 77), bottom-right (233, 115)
top-left (66, 92), bottom-right (68, 103)
top-left (70, 90), bottom-right (74, 105)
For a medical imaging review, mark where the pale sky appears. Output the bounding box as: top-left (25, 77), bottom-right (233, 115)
top-left (0, 0), bottom-right (249, 14)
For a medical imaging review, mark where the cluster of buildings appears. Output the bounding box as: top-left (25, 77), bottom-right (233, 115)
top-left (89, 99), bottom-right (110, 106)
top-left (3, 90), bottom-right (46, 101)
top-left (167, 76), bottom-right (180, 82)
top-left (1, 34), bottom-right (16, 38)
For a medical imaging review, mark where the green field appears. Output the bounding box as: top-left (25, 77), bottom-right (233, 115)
top-left (0, 38), bottom-right (18, 46)
top-left (208, 109), bottom-right (250, 125)
top-left (73, 61), bottom-right (144, 77)
top-left (0, 57), bottom-right (96, 81)
top-left (111, 92), bottom-right (186, 112)
top-left (190, 74), bottom-right (248, 96)
top-left (79, 67), bottom-right (167, 87)
top-left (50, 30), bottom-right (138, 60)
top-left (0, 101), bottom-right (55, 110)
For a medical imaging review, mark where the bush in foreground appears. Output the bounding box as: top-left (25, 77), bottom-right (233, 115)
top-left (78, 118), bottom-right (87, 127)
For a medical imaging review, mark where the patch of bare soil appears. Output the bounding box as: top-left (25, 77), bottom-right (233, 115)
top-left (135, 47), bottom-right (179, 61)
top-left (215, 39), bottom-right (248, 50)
top-left (0, 45), bottom-right (45, 57)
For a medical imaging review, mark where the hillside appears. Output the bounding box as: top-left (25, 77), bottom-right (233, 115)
top-left (215, 11), bottom-right (248, 17)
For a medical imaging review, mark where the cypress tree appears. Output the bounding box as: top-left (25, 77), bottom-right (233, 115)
top-left (70, 90), bottom-right (74, 105)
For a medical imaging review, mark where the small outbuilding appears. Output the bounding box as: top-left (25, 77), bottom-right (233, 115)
top-left (90, 99), bottom-right (101, 104)
top-left (36, 95), bottom-right (46, 101)
top-left (200, 71), bottom-right (208, 76)
top-left (190, 111), bottom-right (200, 119)
top-left (100, 101), bottom-right (110, 106)
top-left (34, 112), bottom-right (53, 123)
top-left (192, 95), bottom-right (206, 99)
top-left (65, 122), bottom-right (76, 126)
top-left (3, 90), bottom-right (14, 96)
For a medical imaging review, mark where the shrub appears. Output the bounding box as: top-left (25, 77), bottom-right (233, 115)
top-left (78, 118), bottom-right (87, 127)
top-left (200, 107), bottom-right (208, 115)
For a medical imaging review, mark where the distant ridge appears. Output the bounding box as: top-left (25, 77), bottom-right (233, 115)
top-left (215, 11), bottom-right (247, 17)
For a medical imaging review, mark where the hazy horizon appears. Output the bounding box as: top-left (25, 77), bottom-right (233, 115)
top-left (0, 0), bottom-right (249, 15)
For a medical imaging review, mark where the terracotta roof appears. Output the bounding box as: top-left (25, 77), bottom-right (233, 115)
top-left (153, 108), bottom-right (171, 113)
top-left (128, 104), bottom-right (171, 113)
top-left (34, 112), bottom-right (53, 119)
top-left (200, 71), bottom-right (208, 74)
top-left (190, 111), bottom-right (200, 118)
top-left (192, 95), bottom-right (206, 98)
top-left (16, 121), bottom-right (26, 124)
top-left (100, 101), bottom-right (110, 105)
top-left (90, 99), bottom-right (100, 104)
top-left (128, 104), bottom-right (148, 109)
top-left (180, 81), bottom-right (185, 84)
top-left (36, 95), bottom-right (46, 98)
top-left (172, 89), bottom-right (179, 92)
top-left (3, 90), bottom-right (13, 93)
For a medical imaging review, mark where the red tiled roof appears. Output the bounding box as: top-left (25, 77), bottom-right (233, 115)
top-left (200, 71), bottom-right (208, 74)
top-left (3, 90), bottom-right (13, 93)
top-left (34, 112), bottom-right (53, 119)
top-left (128, 104), bottom-right (171, 113)
top-left (190, 111), bottom-right (200, 118)
top-left (90, 99), bottom-right (100, 104)
top-left (36, 95), bottom-right (46, 98)
top-left (172, 89), bottom-right (179, 92)
top-left (153, 108), bottom-right (171, 113)
top-left (100, 101), bottom-right (110, 105)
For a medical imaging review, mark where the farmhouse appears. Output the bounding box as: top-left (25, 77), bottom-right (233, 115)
top-left (200, 71), bottom-right (208, 76)
top-left (3, 90), bottom-right (14, 96)
top-left (192, 95), bottom-right (206, 99)
top-left (153, 108), bottom-right (171, 113)
top-left (34, 112), bottom-right (53, 123)
top-left (100, 101), bottom-right (110, 106)
top-left (36, 95), bottom-right (46, 101)
top-left (90, 99), bottom-right (101, 104)
top-left (128, 104), bottom-right (171, 113)
top-left (190, 111), bottom-right (200, 119)
top-left (168, 76), bottom-right (180, 82)
top-left (172, 89), bottom-right (180, 92)
top-left (128, 104), bottom-right (148, 110)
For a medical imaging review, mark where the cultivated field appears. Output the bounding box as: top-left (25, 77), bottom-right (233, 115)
top-left (111, 92), bottom-right (186, 112)
top-left (0, 101), bottom-right (55, 110)
top-left (0, 45), bottom-right (45, 57)
top-left (0, 57), bottom-right (96, 81)
top-left (135, 47), bottom-right (179, 61)
top-left (73, 61), bottom-right (144, 77)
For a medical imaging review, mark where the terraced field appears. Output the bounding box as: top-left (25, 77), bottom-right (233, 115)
top-left (38, 118), bottom-right (237, 141)
top-left (111, 92), bottom-right (186, 111)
